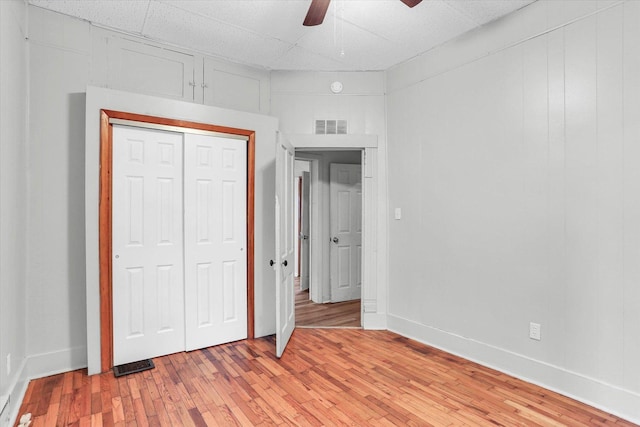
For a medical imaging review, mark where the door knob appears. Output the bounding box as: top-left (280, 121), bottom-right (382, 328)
top-left (269, 260), bottom-right (275, 266)
top-left (332, 237), bottom-right (339, 243)
top-left (282, 260), bottom-right (288, 267)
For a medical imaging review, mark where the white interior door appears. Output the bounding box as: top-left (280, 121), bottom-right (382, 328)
top-left (329, 163), bottom-right (362, 303)
top-left (300, 171), bottom-right (311, 291)
top-left (184, 134), bottom-right (247, 351)
top-left (112, 125), bottom-right (185, 365)
top-left (275, 134), bottom-right (295, 358)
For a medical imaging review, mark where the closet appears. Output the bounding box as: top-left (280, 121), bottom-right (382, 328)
top-left (111, 125), bottom-right (247, 365)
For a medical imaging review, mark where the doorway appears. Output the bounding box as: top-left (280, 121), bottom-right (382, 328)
top-left (294, 150), bottom-right (362, 328)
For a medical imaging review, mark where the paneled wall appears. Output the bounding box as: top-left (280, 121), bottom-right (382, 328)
top-left (386, 1), bottom-right (640, 422)
top-left (26, 5), bottom-right (277, 379)
top-left (0, 0), bottom-right (28, 421)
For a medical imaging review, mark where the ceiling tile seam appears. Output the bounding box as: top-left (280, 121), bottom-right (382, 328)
top-left (140, 0), bottom-right (153, 35)
top-left (289, 24), bottom-right (407, 70)
top-left (339, 17), bottom-right (405, 46)
top-left (441, 1), bottom-right (483, 26)
top-left (294, 48), bottom-right (347, 69)
top-left (154, 0), bottom-right (301, 50)
top-left (266, 44), bottom-right (301, 70)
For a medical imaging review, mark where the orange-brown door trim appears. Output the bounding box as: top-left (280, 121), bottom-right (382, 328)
top-left (99, 109), bottom-right (256, 373)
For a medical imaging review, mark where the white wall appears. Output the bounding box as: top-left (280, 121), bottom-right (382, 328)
top-left (25, 6), bottom-right (278, 377)
top-left (27, 4), bottom-right (91, 376)
top-left (0, 0), bottom-right (28, 421)
top-left (386, 0), bottom-right (640, 422)
top-left (271, 71), bottom-right (389, 325)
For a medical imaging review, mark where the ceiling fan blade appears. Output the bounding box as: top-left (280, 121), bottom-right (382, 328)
top-left (303, 0), bottom-right (331, 26)
top-left (399, 0), bottom-right (422, 7)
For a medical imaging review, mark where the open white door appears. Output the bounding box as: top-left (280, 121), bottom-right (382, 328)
top-left (275, 134), bottom-right (295, 358)
top-left (329, 163), bottom-right (362, 302)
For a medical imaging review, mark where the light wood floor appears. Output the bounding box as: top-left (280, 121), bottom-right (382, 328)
top-left (16, 329), bottom-right (637, 427)
top-left (295, 284), bottom-right (360, 328)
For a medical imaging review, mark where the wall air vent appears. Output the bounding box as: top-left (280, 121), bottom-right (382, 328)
top-left (315, 120), bottom-right (347, 135)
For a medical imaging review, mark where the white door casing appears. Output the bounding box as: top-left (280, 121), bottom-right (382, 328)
top-left (300, 171), bottom-right (311, 291)
top-left (112, 125), bottom-right (186, 365)
top-left (184, 134), bottom-right (247, 351)
top-left (330, 163), bottom-right (362, 303)
top-left (275, 134), bottom-right (295, 358)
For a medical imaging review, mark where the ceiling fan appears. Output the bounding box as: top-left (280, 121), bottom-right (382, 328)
top-left (303, 0), bottom-right (423, 26)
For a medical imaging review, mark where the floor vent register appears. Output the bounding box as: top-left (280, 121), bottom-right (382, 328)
top-left (113, 359), bottom-right (155, 377)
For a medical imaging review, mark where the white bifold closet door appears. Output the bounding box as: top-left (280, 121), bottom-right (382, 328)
top-left (112, 125), bottom-right (247, 366)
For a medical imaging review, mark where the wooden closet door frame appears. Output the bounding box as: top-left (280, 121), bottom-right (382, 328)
top-left (99, 109), bottom-right (256, 373)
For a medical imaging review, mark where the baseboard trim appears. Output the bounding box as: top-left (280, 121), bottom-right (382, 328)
top-left (388, 314), bottom-right (640, 425)
top-left (2, 358), bottom-right (28, 427)
top-left (26, 346), bottom-right (87, 380)
top-left (4, 346), bottom-right (88, 425)
top-left (363, 312), bottom-right (387, 330)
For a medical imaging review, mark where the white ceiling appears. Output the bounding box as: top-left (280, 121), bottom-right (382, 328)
top-left (28, 0), bottom-right (536, 71)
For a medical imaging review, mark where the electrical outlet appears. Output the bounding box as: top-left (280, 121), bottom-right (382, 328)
top-left (529, 322), bottom-right (541, 341)
top-left (5, 354), bottom-right (9, 376)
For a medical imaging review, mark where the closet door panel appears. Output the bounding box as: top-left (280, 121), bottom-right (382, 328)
top-left (184, 134), bottom-right (247, 351)
top-left (112, 125), bottom-right (185, 365)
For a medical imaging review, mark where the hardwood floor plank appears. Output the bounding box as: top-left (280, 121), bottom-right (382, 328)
top-left (111, 396), bottom-right (124, 424)
top-left (187, 407), bottom-right (208, 427)
top-left (53, 392), bottom-right (70, 426)
top-left (14, 329), bottom-right (638, 427)
top-left (42, 402), bottom-right (59, 426)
